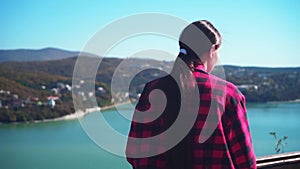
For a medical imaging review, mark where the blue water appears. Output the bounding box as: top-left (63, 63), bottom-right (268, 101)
top-left (247, 102), bottom-right (300, 156)
top-left (0, 102), bottom-right (300, 169)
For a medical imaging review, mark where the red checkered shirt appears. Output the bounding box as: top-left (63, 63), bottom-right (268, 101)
top-left (126, 65), bottom-right (256, 169)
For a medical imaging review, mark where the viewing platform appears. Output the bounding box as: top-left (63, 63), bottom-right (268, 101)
top-left (257, 151), bottom-right (300, 169)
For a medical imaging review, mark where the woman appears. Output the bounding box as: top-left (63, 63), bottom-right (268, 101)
top-left (126, 20), bottom-right (256, 169)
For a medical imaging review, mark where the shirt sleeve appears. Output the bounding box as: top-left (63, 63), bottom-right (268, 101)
top-left (126, 83), bottom-right (150, 165)
top-left (224, 93), bottom-right (257, 169)
top-left (126, 83), bottom-right (164, 168)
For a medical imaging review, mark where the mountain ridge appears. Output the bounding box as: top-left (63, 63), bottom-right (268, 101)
top-left (1, 47), bottom-right (299, 68)
top-left (0, 48), bottom-right (299, 123)
top-left (0, 47), bottom-right (79, 62)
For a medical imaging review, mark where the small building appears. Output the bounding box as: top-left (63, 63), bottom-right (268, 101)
top-left (88, 92), bottom-right (94, 97)
top-left (36, 101), bottom-right (43, 106)
top-left (47, 96), bottom-right (60, 100)
top-left (97, 87), bottom-right (106, 94)
top-left (51, 88), bottom-right (59, 95)
top-left (48, 99), bottom-right (55, 109)
top-left (65, 84), bottom-right (72, 91)
top-left (12, 94), bottom-right (19, 99)
top-left (237, 84), bottom-right (259, 92)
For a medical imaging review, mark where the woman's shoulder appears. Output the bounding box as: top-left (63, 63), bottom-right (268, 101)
top-left (146, 74), bottom-right (176, 88)
top-left (208, 73), bottom-right (244, 100)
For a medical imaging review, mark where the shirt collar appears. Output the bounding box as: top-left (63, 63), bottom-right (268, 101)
top-left (193, 64), bottom-right (208, 74)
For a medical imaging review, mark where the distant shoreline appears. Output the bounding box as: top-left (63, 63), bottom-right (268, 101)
top-left (32, 101), bottom-right (132, 124)
top-left (32, 99), bottom-right (300, 124)
top-left (265, 99), bottom-right (300, 104)
top-left (0, 101), bottom-right (132, 125)
top-left (1, 100), bottom-right (299, 125)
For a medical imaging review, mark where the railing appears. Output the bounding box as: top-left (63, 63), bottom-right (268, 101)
top-left (257, 151), bottom-right (300, 169)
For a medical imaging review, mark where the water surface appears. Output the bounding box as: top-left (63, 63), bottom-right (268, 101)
top-left (1, 102), bottom-right (299, 169)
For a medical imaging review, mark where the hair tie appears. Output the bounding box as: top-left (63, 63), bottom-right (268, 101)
top-left (180, 48), bottom-right (187, 55)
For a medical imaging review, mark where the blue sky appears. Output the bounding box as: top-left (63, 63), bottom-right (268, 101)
top-left (1, 0), bottom-right (300, 67)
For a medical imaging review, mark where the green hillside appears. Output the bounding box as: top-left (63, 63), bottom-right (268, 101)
top-left (0, 55), bottom-right (299, 123)
top-left (0, 58), bottom-right (112, 123)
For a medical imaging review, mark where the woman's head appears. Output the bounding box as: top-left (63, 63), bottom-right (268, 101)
top-left (178, 20), bottom-right (222, 72)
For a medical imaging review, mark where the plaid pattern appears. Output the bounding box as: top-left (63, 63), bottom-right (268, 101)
top-left (126, 65), bottom-right (256, 169)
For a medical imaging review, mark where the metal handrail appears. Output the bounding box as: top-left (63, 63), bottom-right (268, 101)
top-left (257, 151), bottom-right (300, 169)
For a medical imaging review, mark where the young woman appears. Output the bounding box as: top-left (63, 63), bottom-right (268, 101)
top-left (126, 20), bottom-right (257, 169)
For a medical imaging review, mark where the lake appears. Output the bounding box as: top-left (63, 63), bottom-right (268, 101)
top-left (1, 102), bottom-right (300, 169)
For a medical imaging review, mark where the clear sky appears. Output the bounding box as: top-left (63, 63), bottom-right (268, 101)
top-left (1, 0), bottom-right (300, 67)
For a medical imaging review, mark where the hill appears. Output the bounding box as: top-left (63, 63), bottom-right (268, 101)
top-left (0, 56), bottom-right (173, 123)
top-left (0, 48), bottom-right (79, 62)
top-left (0, 48), bottom-right (299, 123)
top-left (219, 65), bottom-right (300, 102)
